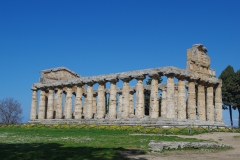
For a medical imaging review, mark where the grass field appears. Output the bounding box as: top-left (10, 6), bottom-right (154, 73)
top-left (0, 127), bottom-right (204, 160)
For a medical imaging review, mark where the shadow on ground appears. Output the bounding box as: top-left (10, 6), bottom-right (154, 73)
top-left (0, 143), bottom-right (147, 160)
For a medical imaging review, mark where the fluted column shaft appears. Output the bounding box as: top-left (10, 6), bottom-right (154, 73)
top-left (47, 89), bottom-right (54, 119)
top-left (198, 84), bottom-right (206, 121)
top-left (129, 91), bottom-right (134, 115)
top-left (65, 87), bottom-right (72, 119)
top-left (122, 79), bottom-right (130, 119)
top-left (207, 85), bottom-right (214, 121)
top-left (30, 89), bottom-right (38, 120)
top-left (166, 74), bottom-right (175, 118)
top-left (93, 93), bottom-right (97, 115)
top-left (96, 82), bottom-right (105, 119)
top-left (109, 81), bottom-right (117, 119)
top-left (83, 94), bottom-right (87, 116)
top-left (174, 87), bottom-right (178, 118)
top-left (187, 80), bottom-right (196, 120)
top-left (161, 89), bottom-right (167, 118)
top-left (150, 75), bottom-right (159, 118)
top-left (85, 84), bottom-right (93, 119)
top-left (39, 90), bottom-right (46, 119)
top-left (55, 89), bottom-right (63, 119)
top-left (136, 77), bottom-right (145, 118)
top-left (117, 93), bottom-right (123, 118)
top-left (74, 86), bottom-right (83, 119)
top-left (177, 78), bottom-right (186, 119)
top-left (215, 83), bottom-right (222, 122)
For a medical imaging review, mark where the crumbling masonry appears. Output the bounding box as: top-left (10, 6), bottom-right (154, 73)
top-left (29, 44), bottom-right (224, 126)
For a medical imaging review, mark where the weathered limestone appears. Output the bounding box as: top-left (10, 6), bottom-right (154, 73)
top-left (108, 80), bottom-right (117, 119)
top-left (74, 86), bottom-right (83, 119)
top-left (207, 84), bottom-right (214, 121)
top-left (96, 82), bottom-right (106, 119)
top-left (149, 74), bottom-right (160, 118)
top-left (187, 80), bottom-right (196, 120)
top-left (166, 74), bottom-right (175, 119)
top-left (135, 76), bottom-right (145, 118)
top-left (30, 89), bottom-right (38, 120)
top-left (47, 89), bottom-right (54, 119)
top-left (129, 90), bottom-right (135, 116)
top-left (121, 78), bottom-right (131, 119)
top-left (38, 90), bottom-right (47, 119)
top-left (177, 77), bottom-right (186, 119)
top-left (85, 83), bottom-right (94, 119)
top-left (65, 87), bottom-right (73, 119)
top-left (161, 88), bottom-right (167, 118)
top-left (174, 87), bottom-right (178, 118)
top-left (215, 83), bottom-right (223, 122)
top-left (117, 92), bottom-right (123, 118)
top-left (55, 89), bottom-right (63, 119)
top-left (92, 92), bottom-right (97, 115)
top-left (198, 83), bottom-right (206, 121)
top-left (83, 94), bottom-right (87, 116)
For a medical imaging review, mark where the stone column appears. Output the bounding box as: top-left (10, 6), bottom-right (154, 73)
top-left (215, 82), bottom-right (223, 122)
top-left (65, 87), bottom-right (73, 119)
top-left (136, 75), bottom-right (145, 118)
top-left (174, 87), bottom-right (178, 118)
top-left (92, 92), bottom-right (97, 116)
top-left (55, 89), bottom-right (63, 119)
top-left (149, 74), bottom-right (159, 118)
top-left (161, 88), bottom-right (167, 118)
top-left (108, 79), bottom-right (118, 119)
top-left (187, 79), bottom-right (196, 120)
top-left (121, 78), bottom-right (131, 119)
top-left (74, 85), bottom-right (83, 119)
top-left (38, 90), bottom-right (46, 119)
top-left (166, 74), bottom-right (175, 119)
top-left (207, 84), bottom-right (214, 121)
top-left (47, 89), bottom-right (54, 119)
top-left (30, 88), bottom-right (38, 120)
top-left (177, 77), bottom-right (186, 119)
top-left (117, 92), bottom-right (123, 118)
top-left (85, 83), bottom-right (94, 119)
top-left (129, 90), bottom-right (135, 116)
top-left (83, 93), bottom-right (87, 117)
top-left (96, 81), bottom-right (106, 119)
top-left (198, 82), bottom-right (206, 121)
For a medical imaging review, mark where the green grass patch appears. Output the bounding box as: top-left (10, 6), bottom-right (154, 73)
top-left (0, 127), bottom-right (203, 160)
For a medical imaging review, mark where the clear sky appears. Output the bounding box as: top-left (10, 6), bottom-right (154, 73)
top-left (0, 0), bottom-right (240, 126)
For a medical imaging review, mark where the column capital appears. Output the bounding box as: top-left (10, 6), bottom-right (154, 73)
top-left (119, 77), bottom-right (132, 82)
top-left (31, 85), bottom-right (38, 91)
top-left (186, 76), bottom-right (198, 82)
top-left (98, 80), bottom-right (106, 85)
top-left (149, 73), bottom-right (160, 79)
top-left (175, 75), bottom-right (186, 80)
top-left (135, 75), bottom-right (146, 80)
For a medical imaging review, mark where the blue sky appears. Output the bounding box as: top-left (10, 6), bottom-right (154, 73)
top-left (0, 0), bottom-right (240, 126)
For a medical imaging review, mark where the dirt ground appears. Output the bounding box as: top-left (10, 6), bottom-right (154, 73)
top-left (124, 132), bottom-right (240, 160)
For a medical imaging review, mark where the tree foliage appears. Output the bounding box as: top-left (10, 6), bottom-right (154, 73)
top-left (0, 98), bottom-right (23, 124)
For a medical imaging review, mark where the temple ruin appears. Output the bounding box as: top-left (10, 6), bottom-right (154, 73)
top-left (29, 44), bottom-right (224, 126)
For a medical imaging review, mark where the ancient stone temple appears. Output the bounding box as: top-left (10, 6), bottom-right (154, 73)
top-left (29, 44), bottom-right (224, 126)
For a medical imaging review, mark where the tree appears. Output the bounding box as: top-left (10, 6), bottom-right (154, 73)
top-left (0, 98), bottom-right (23, 124)
top-left (234, 70), bottom-right (240, 127)
top-left (219, 65), bottom-right (236, 127)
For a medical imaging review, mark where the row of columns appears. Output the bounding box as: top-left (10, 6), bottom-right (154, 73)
top-left (30, 74), bottom-right (223, 122)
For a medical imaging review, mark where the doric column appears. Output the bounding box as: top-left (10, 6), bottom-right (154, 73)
top-left (166, 73), bottom-right (175, 119)
top-left (92, 92), bottom-right (97, 116)
top-left (149, 74), bottom-right (160, 118)
top-left (38, 90), bottom-right (47, 119)
top-left (161, 87), bottom-right (167, 118)
top-left (215, 82), bottom-right (223, 122)
top-left (55, 89), bottom-right (63, 119)
top-left (30, 87), bottom-right (38, 120)
top-left (177, 76), bottom-right (186, 119)
top-left (96, 81), bottom-right (106, 119)
top-left (129, 90), bottom-right (135, 116)
top-left (198, 82), bottom-right (206, 121)
top-left (187, 79), bottom-right (196, 120)
top-left (174, 86), bottom-right (178, 118)
top-left (65, 87), bottom-right (73, 119)
top-left (108, 79), bottom-right (118, 119)
top-left (47, 88), bottom-right (54, 119)
top-left (207, 84), bottom-right (214, 121)
top-left (120, 77), bottom-right (131, 119)
top-left (117, 92), bottom-right (123, 118)
top-left (74, 85), bottom-right (83, 119)
top-left (83, 93), bottom-right (87, 117)
top-left (135, 75), bottom-right (145, 118)
top-left (85, 83), bottom-right (94, 119)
